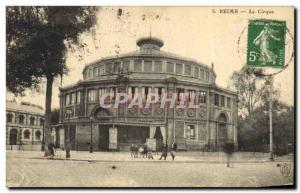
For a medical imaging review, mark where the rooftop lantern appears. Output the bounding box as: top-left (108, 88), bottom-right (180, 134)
top-left (136, 37), bottom-right (164, 52)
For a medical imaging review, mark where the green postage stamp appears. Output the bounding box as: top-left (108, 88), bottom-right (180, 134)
top-left (247, 19), bottom-right (286, 68)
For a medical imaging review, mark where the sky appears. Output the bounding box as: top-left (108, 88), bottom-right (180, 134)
top-left (7, 6), bottom-right (294, 109)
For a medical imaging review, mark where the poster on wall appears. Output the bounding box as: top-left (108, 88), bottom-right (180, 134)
top-left (109, 127), bottom-right (118, 150)
top-left (146, 138), bottom-right (156, 151)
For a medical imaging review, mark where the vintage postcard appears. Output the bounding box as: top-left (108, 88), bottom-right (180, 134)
top-left (6, 6), bottom-right (295, 188)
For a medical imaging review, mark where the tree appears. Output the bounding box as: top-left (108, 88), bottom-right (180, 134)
top-left (238, 101), bottom-right (294, 155)
top-left (230, 67), bottom-right (279, 120)
top-left (6, 6), bottom-right (98, 154)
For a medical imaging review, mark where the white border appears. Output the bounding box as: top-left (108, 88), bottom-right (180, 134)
top-left (1, 1), bottom-right (298, 192)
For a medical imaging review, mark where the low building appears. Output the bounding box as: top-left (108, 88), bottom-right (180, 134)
top-left (57, 37), bottom-right (238, 151)
top-left (6, 101), bottom-right (44, 151)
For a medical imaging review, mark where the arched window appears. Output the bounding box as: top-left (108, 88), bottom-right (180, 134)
top-left (30, 117), bottom-right (35, 126)
top-left (24, 130), bottom-right (30, 139)
top-left (19, 115), bottom-right (25, 124)
top-left (35, 131), bottom-right (41, 141)
top-left (9, 129), bottom-right (18, 145)
top-left (218, 113), bottom-right (227, 123)
top-left (7, 113), bottom-right (13, 123)
top-left (40, 118), bottom-right (44, 127)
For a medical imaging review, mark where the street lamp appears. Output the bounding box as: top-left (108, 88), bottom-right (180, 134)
top-left (41, 120), bottom-right (45, 151)
top-left (89, 116), bottom-right (93, 153)
top-left (65, 109), bottom-right (73, 158)
top-left (268, 79), bottom-right (274, 161)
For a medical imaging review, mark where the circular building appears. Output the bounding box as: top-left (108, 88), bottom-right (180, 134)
top-left (58, 37), bottom-right (238, 152)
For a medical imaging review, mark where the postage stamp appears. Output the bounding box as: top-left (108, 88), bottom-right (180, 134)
top-left (247, 19), bottom-right (286, 68)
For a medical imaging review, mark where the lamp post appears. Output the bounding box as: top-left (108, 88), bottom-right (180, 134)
top-left (41, 121), bottom-right (45, 151)
top-left (65, 109), bottom-right (73, 158)
top-left (268, 79), bottom-right (274, 161)
top-left (89, 116), bottom-right (93, 153)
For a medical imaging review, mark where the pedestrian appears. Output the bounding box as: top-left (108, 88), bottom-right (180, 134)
top-left (159, 144), bottom-right (168, 160)
top-left (130, 144), bottom-right (135, 158)
top-left (170, 141), bottom-right (177, 160)
top-left (138, 144), bottom-right (144, 158)
top-left (47, 142), bottom-right (55, 158)
top-left (223, 142), bottom-right (235, 167)
top-left (134, 144), bottom-right (138, 158)
top-left (142, 143), bottom-right (148, 158)
top-left (148, 150), bottom-right (154, 160)
top-left (66, 142), bottom-right (71, 158)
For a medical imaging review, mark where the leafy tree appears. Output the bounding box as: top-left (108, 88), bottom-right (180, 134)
top-left (230, 66), bottom-right (268, 119)
top-left (6, 6), bottom-right (98, 153)
top-left (238, 101), bottom-right (294, 155)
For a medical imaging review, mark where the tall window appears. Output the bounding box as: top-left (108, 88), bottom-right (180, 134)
top-left (166, 62), bottom-right (174, 73)
top-left (128, 87), bottom-right (138, 99)
top-left (35, 131), bottom-right (41, 141)
top-left (143, 87), bottom-right (150, 100)
top-left (110, 87), bottom-right (116, 100)
top-left (221, 95), bottom-right (225, 107)
top-left (24, 130), bottom-right (30, 139)
top-left (106, 63), bottom-right (113, 73)
top-left (99, 65), bottom-right (105, 75)
top-left (88, 89), bottom-right (96, 102)
top-left (89, 68), bottom-right (93, 79)
top-left (7, 114), bottom-right (13, 123)
top-left (199, 91), bottom-right (207, 104)
top-left (227, 97), bottom-right (231, 108)
top-left (71, 92), bottom-right (76, 104)
top-left (184, 65), bottom-right (191, 75)
top-left (205, 71), bottom-right (209, 81)
top-left (144, 61), bottom-right (152, 72)
top-left (157, 87), bottom-right (165, 100)
top-left (114, 62), bottom-right (121, 73)
top-left (40, 118), bottom-right (44, 126)
top-left (65, 94), bottom-right (70, 106)
top-left (176, 63), bottom-right (183, 74)
top-left (215, 94), bottom-right (219, 106)
top-left (134, 60), bottom-right (142, 72)
top-left (194, 67), bottom-right (199, 78)
top-left (76, 91), bottom-right (81, 104)
top-left (123, 61), bottom-right (130, 72)
top-left (30, 117), bottom-right (35, 126)
top-left (186, 125), bottom-right (196, 139)
top-left (176, 88), bottom-right (185, 102)
top-left (187, 90), bottom-right (196, 102)
top-left (99, 88), bottom-right (106, 100)
top-left (19, 115), bottom-right (25, 124)
top-left (200, 69), bottom-right (204, 80)
top-left (154, 61), bottom-right (163, 72)
top-left (94, 67), bottom-right (99, 76)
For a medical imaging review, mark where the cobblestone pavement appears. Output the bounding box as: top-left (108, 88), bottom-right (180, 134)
top-left (6, 150), bottom-right (294, 187)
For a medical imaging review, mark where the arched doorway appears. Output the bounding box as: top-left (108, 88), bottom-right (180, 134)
top-left (217, 113), bottom-right (228, 149)
top-left (9, 129), bottom-right (18, 145)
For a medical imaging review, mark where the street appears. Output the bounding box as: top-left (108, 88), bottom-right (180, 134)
top-left (6, 150), bottom-right (294, 187)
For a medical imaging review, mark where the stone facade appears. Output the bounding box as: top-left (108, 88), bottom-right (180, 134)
top-left (58, 37), bottom-right (238, 151)
top-left (6, 101), bottom-right (44, 151)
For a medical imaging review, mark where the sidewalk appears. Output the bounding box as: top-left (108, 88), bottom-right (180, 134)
top-left (8, 150), bottom-right (293, 163)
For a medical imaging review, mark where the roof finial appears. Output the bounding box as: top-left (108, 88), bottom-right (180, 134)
top-left (211, 62), bottom-right (214, 70)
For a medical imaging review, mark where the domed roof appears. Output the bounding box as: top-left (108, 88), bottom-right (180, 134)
top-left (85, 37), bottom-right (210, 70)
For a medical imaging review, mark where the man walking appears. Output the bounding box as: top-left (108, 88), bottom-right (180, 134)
top-left (159, 144), bottom-right (168, 160)
top-left (170, 141), bottom-right (177, 160)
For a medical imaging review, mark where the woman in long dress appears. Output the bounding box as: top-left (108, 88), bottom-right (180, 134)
top-left (253, 23), bottom-right (281, 65)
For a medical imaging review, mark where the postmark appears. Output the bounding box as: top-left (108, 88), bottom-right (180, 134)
top-left (247, 19), bottom-right (286, 68)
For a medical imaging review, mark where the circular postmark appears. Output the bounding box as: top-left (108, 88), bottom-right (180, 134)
top-left (237, 19), bottom-right (294, 77)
